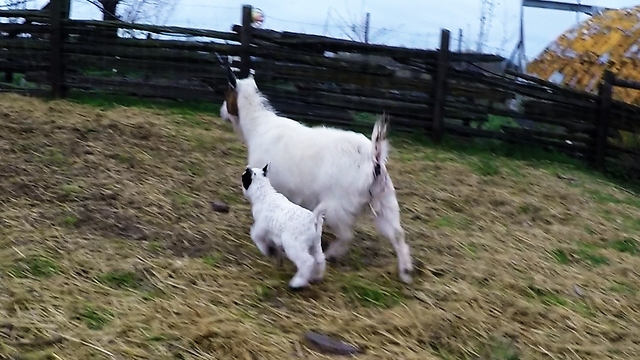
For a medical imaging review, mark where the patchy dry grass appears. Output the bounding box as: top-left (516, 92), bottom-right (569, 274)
top-left (1, 93), bottom-right (640, 359)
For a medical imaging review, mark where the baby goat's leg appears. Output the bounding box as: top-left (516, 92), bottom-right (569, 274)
top-left (250, 222), bottom-right (271, 257)
top-left (283, 240), bottom-right (315, 290)
top-left (309, 241), bottom-right (326, 283)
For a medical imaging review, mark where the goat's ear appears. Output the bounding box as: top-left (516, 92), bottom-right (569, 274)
top-left (226, 67), bottom-right (237, 89)
top-left (241, 168), bottom-right (252, 190)
top-left (262, 163), bottom-right (269, 176)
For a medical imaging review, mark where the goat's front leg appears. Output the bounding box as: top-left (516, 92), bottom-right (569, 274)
top-left (250, 222), bottom-right (271, 257)
top-left (324, 221), bottom-right (355, 261)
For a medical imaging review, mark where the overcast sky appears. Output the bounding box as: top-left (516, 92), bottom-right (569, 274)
top-left (29, 0), bottom-right (640, 61)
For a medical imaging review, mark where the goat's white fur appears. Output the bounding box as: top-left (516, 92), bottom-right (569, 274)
top-left (242, 164), bottom-right (327, 289)
top-left (225, 75), bottom-right (413, 283)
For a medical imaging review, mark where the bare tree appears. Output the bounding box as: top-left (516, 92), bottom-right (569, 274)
top-left (326, 2), bottom-right (400, 44)
top-left (87, 0), bottom-right (178, 38)
top-left (118, 0), bottom-right (177, 26)
top-left (476, 0), bottom-right (496, 52)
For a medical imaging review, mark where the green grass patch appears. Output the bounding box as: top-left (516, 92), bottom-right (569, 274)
top-left (255, 284), bottom-right (275, 301)
top-left (97, 270), bottom-right (141, 289)
top-left (75, 305), bottom-right (114, 330)
top-left (468, 157), bottom-right (500, 176)
top-left (184, 161), bottom-right (205, 177)
top-left (610, 281), bottom-right (636, 295)
top-left (621, 215), bottom-right (640, 232)
top-left (113, 152), bottom-right (135, 165)
top-left (478, 335), bottom-right (521, 360)
top-left (9, 255), bottom-right (59, 278)
top-left (171, 115), bottom-right (212, 130)
top-left (474, 115), bottom-right (521, 131)
top-left (147, 241), bottom-right (163, 252)
top-left (202, 252), bottom-right (222, 267)
top-left (576, 243), bottom-right (609, 267)
top-left (171, 192), bottom-right (193, 206)
top-left (61, 212), bottom-right (79, 228)
top-left (41, 147), bottom-right (66, 166)
top-left (351, 111), bottom-right (378, 126)
top-left (517, 202), bottom-right (540, 215)
top-left (431, 214), bottom-right (472, 230)
top-left (61, 183), bottom-right (82, 197)
top-left (341, 277), bottom-right (404, 308)
top-left (550, 248), bottom-right (571, 264)
top-left (461, 242), bottom-right (479, 256)
top-left (608, 238), bottom-right (639, 255)
top-left (585, 188), bottom-right (640, 208)
top-left (569, 300), bottom-right (596, 318)
top-left (551, 243), bottom-right (609, 267)
top-left (67, 90), bottom-right (220, 117)
top-left (524, 285), bottom-right (567, 307)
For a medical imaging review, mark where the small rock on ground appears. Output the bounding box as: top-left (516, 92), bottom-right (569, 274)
top-left (303, 331), bottom-right (363, 356)
top-left (211, 201), bottom-right (230, 213)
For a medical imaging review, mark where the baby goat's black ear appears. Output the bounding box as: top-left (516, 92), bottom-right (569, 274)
top-left (242, 168), bottom-right (253, 190)
top-left (262, 163), bottom-right (269, 176)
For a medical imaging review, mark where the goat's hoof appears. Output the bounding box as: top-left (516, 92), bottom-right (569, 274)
top-left (289, 278), bottom-right (310, 291)
top-left (309, 277), bottom-right (324, 284)
top-left (399, 268), bottom-right (413, 284)
top-left (325, 252), bottom-right (346, 263)
top-left (288, 284), bottom-right (308, 292)
top-left (325, 256), bottom-right (340, 264)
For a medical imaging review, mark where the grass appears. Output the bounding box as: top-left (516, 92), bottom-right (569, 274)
top-left (9, 255), bottom-right (59, 278)
top-left (75, 305), bottom-right (115, 330)
top-left (1, 92), bottom-right (640, 359)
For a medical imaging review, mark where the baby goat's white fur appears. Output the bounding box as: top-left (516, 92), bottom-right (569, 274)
top-left (225, 73), bottom-right (413, 284)
top-left (242, 164), bottom-right (327, 289)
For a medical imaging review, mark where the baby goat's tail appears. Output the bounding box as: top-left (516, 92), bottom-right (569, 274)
top-left (311, 203), bottom-right (327, 235)
top-left (371, 112), bottom-right (390, 178)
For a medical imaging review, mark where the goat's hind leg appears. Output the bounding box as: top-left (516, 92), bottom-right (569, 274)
top-left (371, 177), bottom-right (414, 284)
top-left (282, 240), bottom-right (316, 290)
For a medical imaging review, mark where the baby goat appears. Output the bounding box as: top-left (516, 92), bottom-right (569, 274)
top-left (242, 164), bottom-right (327, 289)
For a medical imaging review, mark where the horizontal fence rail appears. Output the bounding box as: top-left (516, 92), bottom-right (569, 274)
top-left (0, 2), bottom-right (637, 178)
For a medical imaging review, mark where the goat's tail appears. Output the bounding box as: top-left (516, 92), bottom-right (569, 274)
top-left (369, 112), bottom-right (394, 218)
top-left (371, 112), bottom-right (390, 177)
top-left (311, 203), bottom-right (327, 234)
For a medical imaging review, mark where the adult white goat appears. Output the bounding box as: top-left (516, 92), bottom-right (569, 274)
top-left (221, 68), bottom-right (413, 284)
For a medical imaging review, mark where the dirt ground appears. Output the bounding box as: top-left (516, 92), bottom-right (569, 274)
top-left (1, 93), bottom-right (639, 360)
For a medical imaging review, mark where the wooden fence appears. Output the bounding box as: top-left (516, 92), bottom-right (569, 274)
top-left (0, 1), bottom-right (638, 177)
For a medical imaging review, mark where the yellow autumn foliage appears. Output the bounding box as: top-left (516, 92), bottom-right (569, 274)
top-left (527, 7), bottom-right (640, 149)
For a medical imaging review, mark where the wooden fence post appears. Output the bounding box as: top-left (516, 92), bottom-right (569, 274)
top-left (49, 0), bottom-right (70, 98)
top-left (594, 69), bottom-right (613, 170)
top-left (239, 4), bottom-right (253, 78)
top-left (431, 29), bottom-right (450, 142)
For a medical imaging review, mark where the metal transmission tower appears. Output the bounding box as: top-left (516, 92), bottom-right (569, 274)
top-left (509, 0), bottom-right (616, 72)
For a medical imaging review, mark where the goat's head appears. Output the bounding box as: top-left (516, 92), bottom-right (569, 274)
top-left (221, 66), bottom-right (259, 119)
top-left (241, 163), bottom-right (270, 196)
top-left (221, 67), bottom-right (239, 121)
